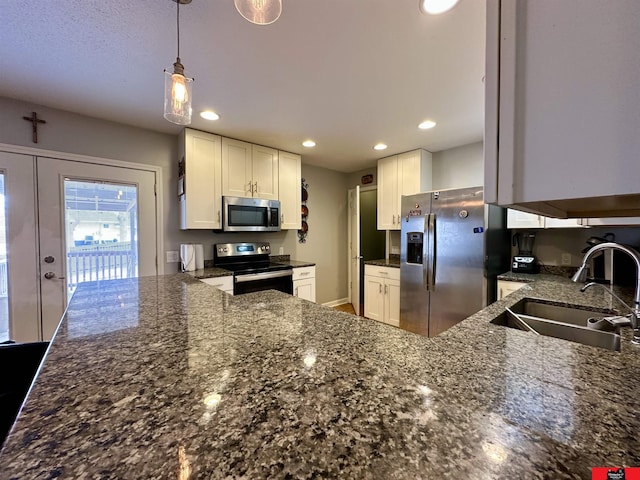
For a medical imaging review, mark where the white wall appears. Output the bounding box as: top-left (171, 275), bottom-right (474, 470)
top-left (0, 96), bottom-right (349, 303)
top-left (288, 164), bottom-right (349, 304)
top-left (431, 141), bottom-right (483, 190)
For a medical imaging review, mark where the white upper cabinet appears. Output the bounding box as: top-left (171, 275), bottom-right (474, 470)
top-left (221, 138), bottom-right (278, 200)
top-left (278, 151), bottom-right (301, 230)
top-left (377, 149), bottom-right (432, 230)
top-left (221, 138), bottom-right (252, 198)
top-left (485, 0), bottom-right (640, 218)
top-left (181, 130), bottom-right (300, 229)
top-left (251, 144), bottom-right (279, 200)
top-left (377, 156), bottom-right (399, 230)
top-left (179, 129), bottom-right (222, 230)
top-left (507, 209), bottom-right (584, 229)
top-left (506, 209), bottom-right (544, 229)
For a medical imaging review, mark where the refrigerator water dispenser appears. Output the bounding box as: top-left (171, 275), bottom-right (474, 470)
top-left (406, 232), bottom-right (424, 264)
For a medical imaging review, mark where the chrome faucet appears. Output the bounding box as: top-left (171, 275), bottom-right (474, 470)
top-left (572, 242), bottom-right (640, 345)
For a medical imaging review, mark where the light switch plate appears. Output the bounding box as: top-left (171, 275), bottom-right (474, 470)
top-left (166, 251), bottom-right (179, 263)
top-left (561, 253), bottom-right (571, 265)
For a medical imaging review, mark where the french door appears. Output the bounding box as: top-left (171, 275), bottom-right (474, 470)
top-left (0, 151), bottom-right (158, 342)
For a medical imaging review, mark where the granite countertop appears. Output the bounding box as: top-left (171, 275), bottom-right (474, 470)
top-left (364, 256), bottom-right (400, 268)
top-left (1, 273), bottom-right (639, 478)
top-left (186, 259), bottom-right (316, 280)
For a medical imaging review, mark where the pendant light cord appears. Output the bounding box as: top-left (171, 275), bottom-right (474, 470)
top-left (176, 0), bottom-right (181, 60)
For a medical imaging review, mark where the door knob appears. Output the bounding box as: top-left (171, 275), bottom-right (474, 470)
top-left (44, 272), bottom-right (65, 280)
top-left (44, 256), bottom-right (55, 263)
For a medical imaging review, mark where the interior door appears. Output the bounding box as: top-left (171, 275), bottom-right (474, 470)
top-left (37, 157), bottom-right (158, 340)
top-left (0, 152), bottom-right (39, 342)
top-left (348, 187), bottom-right (361, 314)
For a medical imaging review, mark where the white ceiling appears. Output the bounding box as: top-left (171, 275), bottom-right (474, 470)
top-left (0, 0), bottom-right (486, 173)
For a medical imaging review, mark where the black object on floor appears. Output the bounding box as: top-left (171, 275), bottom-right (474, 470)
top-left (0, 341), bottom-right (49, 448)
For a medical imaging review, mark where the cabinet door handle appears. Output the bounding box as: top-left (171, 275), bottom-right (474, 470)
top-left (384, 285), bottom-right (388, 295)
top-left (295, 287), bottom-right (299, 296)
top-left (300, 272), bottom-right (310, 276)
top-left (248, 182), bottom-right (253, 195)
top-left (392, 214), bottom-right (396, 225)
top-left (218, 210), bottom-right (221, 223)
top-left (281, 213), bottom-right (284, 223)
top-left (254, 181), bottom-right (258, 195)
top-left (379, 284), bottom-right (382, 294)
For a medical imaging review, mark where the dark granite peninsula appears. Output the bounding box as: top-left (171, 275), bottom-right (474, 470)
top-left (1, 273), bottom-right (639, 478)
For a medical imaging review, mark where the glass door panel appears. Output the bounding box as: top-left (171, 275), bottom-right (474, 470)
top-left (64, 180), bottom-right (139, 298)
top-left (0, 174), bottom-right (8, 342)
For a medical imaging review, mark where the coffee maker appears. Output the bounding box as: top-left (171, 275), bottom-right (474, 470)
top-left (512, 232), bottom-right (539, 273)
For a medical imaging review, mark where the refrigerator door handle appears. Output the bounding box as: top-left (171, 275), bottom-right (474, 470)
top-left (427, 213), bottom-right (436, 290)
top-left (422, 214), bottom-right (429, 290)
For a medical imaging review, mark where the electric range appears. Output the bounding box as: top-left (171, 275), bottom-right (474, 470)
top-left (213, 242), bottom-right (293, 295)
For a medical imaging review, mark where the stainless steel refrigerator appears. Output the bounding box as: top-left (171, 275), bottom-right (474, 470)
top-left (400, 186), bottom-right (509, 337)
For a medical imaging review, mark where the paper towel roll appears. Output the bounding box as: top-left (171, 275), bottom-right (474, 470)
top-left (180, 244), bottom-right (196, 272)
top-left (194, 244), bottom-right (204, 270)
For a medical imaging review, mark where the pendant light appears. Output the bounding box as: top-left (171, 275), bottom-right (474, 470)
top-left (164, 0), bottom-right (194, 125)
top-left (419, 0), bottom-right (460, 15)
top-left (234, 0), bottom-right (282, 25)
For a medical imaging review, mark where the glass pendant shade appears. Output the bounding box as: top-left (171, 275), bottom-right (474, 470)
top-left (164, 64), bottom-right (193, 125)
top-left (234, 0), bottom-right (282, 25)
top-left (419, 0), bottom-right (460, 15)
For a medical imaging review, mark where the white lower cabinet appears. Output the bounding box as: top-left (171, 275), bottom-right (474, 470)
top-left (293, 266), bottom-right (316, 302)
top-left (497, 280), bottom-right (527, 300)
top-left (364, 265), bottom-right (400, 327)
top-left (200, 276), bottom-right (234, 295)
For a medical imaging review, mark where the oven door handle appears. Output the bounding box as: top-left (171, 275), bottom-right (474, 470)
top-left (234, 269), bottom-right (293, 283)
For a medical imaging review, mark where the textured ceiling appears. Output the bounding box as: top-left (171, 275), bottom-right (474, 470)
top-left (0, 0), bottom-right (486, 172)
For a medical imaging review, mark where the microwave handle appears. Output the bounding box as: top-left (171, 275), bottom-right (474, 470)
top-left (267, 207), bottom-right (272, 227)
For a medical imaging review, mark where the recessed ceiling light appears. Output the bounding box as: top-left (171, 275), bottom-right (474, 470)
top-left (419, 0), bottom-right (460, 15)
top-left (200, 110), bottom-right (220, 121)
top-left (302, 140), bottom-right (316, 148)
top-left (373, 143), bottom-right (388, 151)
top-left (418, 120), bottom-right (437, 130)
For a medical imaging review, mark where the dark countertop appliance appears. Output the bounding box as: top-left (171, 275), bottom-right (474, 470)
top-left (213, 242), bottom-right (292, 295)
top-left (512, 231), bottom-right (539, 273)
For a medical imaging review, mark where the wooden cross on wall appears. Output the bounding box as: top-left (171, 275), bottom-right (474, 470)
top-left (22, 111), bottom-right (46, 143)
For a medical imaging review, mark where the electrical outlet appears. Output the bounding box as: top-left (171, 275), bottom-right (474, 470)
top-left (166, 251), bottom-right (179, 263)
top-left (279, 247), bottom-right (284, 255)
top-left (561, 253), bottom-right (571, 265)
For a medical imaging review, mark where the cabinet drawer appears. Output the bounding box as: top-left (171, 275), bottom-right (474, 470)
top-left (364, 265), bottom-right (400, 281)
top-left (292, 266), bottom-right (315, 281)
top-left (200, 276), bottom-right (233, 291)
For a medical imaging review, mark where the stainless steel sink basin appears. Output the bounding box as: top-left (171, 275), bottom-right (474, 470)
top-left (508, 298), bottom-right (614, 328)
top-left (491, 298), bottom-right (621, 351)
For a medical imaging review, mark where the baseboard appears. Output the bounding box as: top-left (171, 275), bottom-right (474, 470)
top-left (322, 297), bottom-right (350, 308)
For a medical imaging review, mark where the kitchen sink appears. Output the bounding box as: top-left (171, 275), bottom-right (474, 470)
top-left (491, 298), bottom-right (621, 351)
top-left (507, 298), bottom-right (616, 328)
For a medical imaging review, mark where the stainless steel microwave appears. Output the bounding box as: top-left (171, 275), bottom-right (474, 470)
top-left (222, 196), bottom-right (281, 232)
